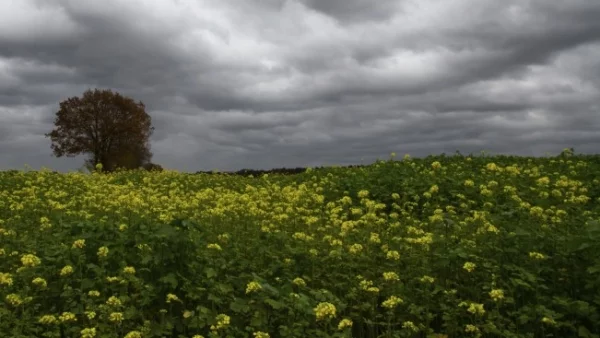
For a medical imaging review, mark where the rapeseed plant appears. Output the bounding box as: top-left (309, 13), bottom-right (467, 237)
top-left (246, 281), bottom-right (262, 294)
top-left (314, 302), bottom-right (336, 321)
top-left (338, 318), bottom-right (353, 330)
top-left (60, 265), bottom-right (74, 276)
top-left (0, 153), bottom-right (597, 337)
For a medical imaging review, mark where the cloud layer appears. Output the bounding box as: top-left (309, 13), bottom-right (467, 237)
top-left (1, 0), bottom-right (600, 171)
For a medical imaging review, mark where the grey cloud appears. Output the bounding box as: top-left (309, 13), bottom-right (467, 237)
top-left (299, 0), bottom-right (403, 24)
top-left (1, 0), bottom-right (600, 172)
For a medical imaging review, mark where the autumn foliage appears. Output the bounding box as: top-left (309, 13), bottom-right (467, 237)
top-left (45, 89), bottom-right (156, 172)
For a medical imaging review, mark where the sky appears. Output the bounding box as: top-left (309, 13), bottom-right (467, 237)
top-left (1, 0), bottom-right (600, 172)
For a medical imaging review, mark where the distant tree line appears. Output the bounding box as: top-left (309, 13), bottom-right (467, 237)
top-left (194, 165), bottom-right (367, 176)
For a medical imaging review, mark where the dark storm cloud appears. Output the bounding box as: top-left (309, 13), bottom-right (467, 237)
top-left (299, 0), bottom-right (403, 24)
top-left (1, 0), bottom-right (600, 172)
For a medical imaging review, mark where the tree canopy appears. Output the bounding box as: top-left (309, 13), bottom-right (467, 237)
top-left (46, 88), bottom-right (156, 172)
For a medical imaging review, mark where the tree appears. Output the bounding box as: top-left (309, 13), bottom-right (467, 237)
top-left (46, 88), bottom-right (155, 172)
top-left (142, 162), bottom-right (164, 172)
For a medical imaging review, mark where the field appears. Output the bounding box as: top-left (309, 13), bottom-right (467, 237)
top-left (1, 150), bottom-right (600, 338)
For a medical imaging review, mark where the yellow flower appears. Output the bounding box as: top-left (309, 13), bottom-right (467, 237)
top-left (85, 311), bottom-right (96, 320)
top-left (462, 262), bottom-right (476, 273)
top-left (32, 277), bottom-right (47, 288)
top-left (431, 161), bottom-right (442, 170)
top-left (480, 188), bottom-right (493, 197)
top-left (246, 281), bottom-right (262, 294)
top-left (5, 293), bottom-right (22, 306)
top-left (292, 277), bottom-right (306, 287)
top-left (166, 293), bottom-right (181, 303)
top-left (123, 266), bottom-right (136, 274)
top-left (337, 318), bottom-right (353, 330)
top-left (88, 290), bottom-right (101, 297)
top-left (541, 317), bottom-right (556, 326)
top-left (40, 216), bottom-right (53, 230)
top-left (383, 272), bottom-right (399, 282)
top-left (467, 303), bottom-right (485, 316)
top-left (530, 206), bottom-right (544, 217)
top-left (0, 272), bottom-right (13, 286)
top-left (348, 244), bottom-right (363, 254)
top-left (465, 324), bottom-right (480, 334)
top-left (21, 254), bottom-right (41, 267)
top-left (60, 265), bottom-right (74, 276)
top-left (420, 275), bottom-right (435, 283)
top-left (486, 162), bottom-right (498, 171)
top-left (382, 295), bottom-right (403, 309)
top-left (106, 296), bottom-right (122, 307)
top-left (358, 190), bottom-right (369, 198)
top-left (59, 312), bottom-right (77, 323)
top-left (386, 250), bottom-right (400, 260)
top-left (109, 312), bottom-right (123, 323)
top-left (314, 302), bottom-right (337, 321)
top-left (529, 252), bottom-right (546, 260)
top-left (359, 279), bottom-right (375, 290)
top-left (292, 232), bottom-right (314, 241)
top-left (207, 243), bottom-right (222, 251)
top-left (253, 332), bottom-right (270, 338)
top-left (486, 223), bottom-right (500, 234)
top-left (97, 246), bottom-right (109, 258)
top-left (402, 321), bottom-right (418, 332)
top-left (124, 331), bottom-right (143, 338)
top-left (80, 327), bottom-right (97, 338)
top-left (536, 176), bottom-right (550, 186)
top-left (72, 239), bottom-right (86, 249)
top-left (217, 233), bottom-right (230, 242)
top-left (369, 233), bottom-right (381, 243)
top-left (211, 314), bottom-right (230, 330)
top-left (489, 289), bottom-right (504, 301)
top-left (39, 315), bottom-right (58, 325)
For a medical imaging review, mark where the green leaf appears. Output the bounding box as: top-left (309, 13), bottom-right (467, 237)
top-left (159, 273), bottom-right (179, 288)
top-left (250, 315), bottom-right (267, 328)
top-left (264, 298), bottom-right (285, 310)
top-left (216, 283), bottom-right (233, 295)
top-left (230, 298), bottom-right (250, 314)
top-left (81, 279), bottom-right (95, 290)
top-left (208, 293), bottom-right (222, 303)
top-left (587, 266), bottom-right (600, 274)
top-left (578, 325), bottom-right (595, 338)
top-left (204, 267), bottom-right (217, 279)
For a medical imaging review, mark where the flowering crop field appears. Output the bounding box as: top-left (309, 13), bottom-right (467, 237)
top-left (1, 151), bottom-right (600, 338)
